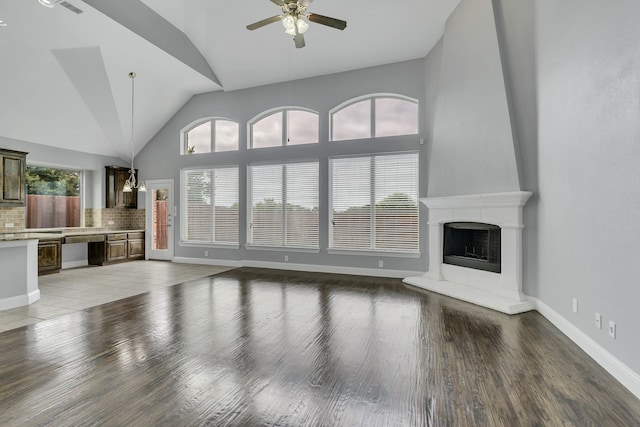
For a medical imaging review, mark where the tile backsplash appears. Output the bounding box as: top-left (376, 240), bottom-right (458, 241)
top-left (0, 206), bottom-right (145, 232)
top-left (0, 207), bottom-right (26, 232)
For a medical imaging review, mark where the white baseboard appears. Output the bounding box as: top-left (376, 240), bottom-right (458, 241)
top-left (243, 260), bottom-right (422, 279)
top-left (172, 257), bottom-right (243, 268)
top-left (0, 293), bottom-right (33, 311)
top-left (28, 289), bottom-right (40, 304)
top-left (533, 298), bottom-right (640, 400)
top-left (171, 257), bottom-right (421, 279)
top-left (62, 260), bottom-right (88, 270)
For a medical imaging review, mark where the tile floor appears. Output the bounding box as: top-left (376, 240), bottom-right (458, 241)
top-left (0, 261), bottom-right (233, 333)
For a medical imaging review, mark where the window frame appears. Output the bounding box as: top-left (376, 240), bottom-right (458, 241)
top-left (180, 165), bottom-right (240, 248)
top-left (328, 151), bottom-right (420, 256)
top-left (246, 160), bottom-right (320, 251)
top-left (181, 117), bottom-right (240, 155)
top-left (25, 163), bottom-right (84, 230)
top-left (329, 93), bottom-right (419, 142)
top-left (248, 107), bottom-right (320, 149)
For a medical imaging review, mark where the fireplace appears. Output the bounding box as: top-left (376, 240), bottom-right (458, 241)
top-left (443, 222), bottom-right (501, 273)
top-left (403, 192), bottom-right (534, 314)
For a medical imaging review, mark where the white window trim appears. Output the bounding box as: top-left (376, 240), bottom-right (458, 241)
top-left (329, 93), bottom-right (419, 142)
top-left (248, 106), bottom-right (319, 149)
top-left (328, 151), bottom-right (420, 254)
top-left (247, 160), bottom-right (320, 249)
top-left (180, 165), bottom-right (239, 245)
top-left (180, 116), bottom-right (239, 155)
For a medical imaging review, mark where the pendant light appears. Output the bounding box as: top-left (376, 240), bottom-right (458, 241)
top-left (123, 72), bottom-right (146, 193)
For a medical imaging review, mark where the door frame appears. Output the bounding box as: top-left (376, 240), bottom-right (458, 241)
top-left (145, 179), bottom-right (174, 261)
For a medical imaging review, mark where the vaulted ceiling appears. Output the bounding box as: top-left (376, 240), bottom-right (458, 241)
top-left (0, 0), bottom-right (460, 161)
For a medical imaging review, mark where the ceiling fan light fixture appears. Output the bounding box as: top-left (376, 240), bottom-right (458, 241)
top-left (282, 14), bottom-right (295, 31)
top-left (296, 18), bottom-right (309, 34)
top-left (38, 0), bottom-right (55, 8)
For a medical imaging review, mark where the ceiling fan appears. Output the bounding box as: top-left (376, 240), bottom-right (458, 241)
top-left (246, 0), bottom-right (347, 48)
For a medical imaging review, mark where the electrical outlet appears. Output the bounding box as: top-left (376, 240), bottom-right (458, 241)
top-left (609, 321), bottom-right (616, 339)
top-left (378, 260), bottom-right (383, 268)
top-left (285, 255), bottom-right (289, 262)
top-left (4, 223), bottom-right (14, 228)
top-left (108, 220), bottom-right (114, 225)
top-left (595, 312), bottom-right (602, 329)
top-left (204, 250), bottom-right (209, 256)
top-left (572, 298), bottom-right (578, 314)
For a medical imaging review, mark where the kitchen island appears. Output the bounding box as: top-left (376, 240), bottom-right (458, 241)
top-left (0, 233), bottom-right (53, 310)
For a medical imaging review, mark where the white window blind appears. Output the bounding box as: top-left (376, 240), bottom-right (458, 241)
top-left (249, 162), bottom-right (319, 248)
top-left (330, 152), bottom-right (419, 253)
top-left (183, 166), bottom-right (239, 244)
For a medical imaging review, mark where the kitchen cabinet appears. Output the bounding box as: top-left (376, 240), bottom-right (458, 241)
top-left (127, 232), bottom-right (145, 260)
top-left (38, 237), bottom-right (62, 275)
top-left (0, 149), bottom-right (27, 206)
top-left (105, 166), bottom-right (138, 209)
top-left (106, 233), bottom-right (128, 262)
top-left (88, 231), bottom-right (145, 265)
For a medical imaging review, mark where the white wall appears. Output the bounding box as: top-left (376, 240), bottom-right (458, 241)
top-left (536, 0), bottom-right (640, 374)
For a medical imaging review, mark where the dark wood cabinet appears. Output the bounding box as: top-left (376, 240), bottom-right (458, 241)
top-left (0, 149), bottom-right (27, 206)
top-left (106, 234), bottom-right (128, 262)
top-left (105, 166), bottom-right (138, 209)
top-left (38, 238), bottom-right (62, 275)
top-left (89, 231), bottom-right (145, 265)
top-left (127, 232), bottom-right (145, 260)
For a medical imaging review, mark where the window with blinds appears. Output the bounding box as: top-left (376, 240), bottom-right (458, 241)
top-left (182, 166), bottom-right (239, 244)
top-left (329, 152), bottom-right (419, 253)
top-left (248, 162), bottom-right (319, 248)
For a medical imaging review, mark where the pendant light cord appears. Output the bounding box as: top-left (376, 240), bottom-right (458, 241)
top-left (129, 72), bottom-right (136, 178)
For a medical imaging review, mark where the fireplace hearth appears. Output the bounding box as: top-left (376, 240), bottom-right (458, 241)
top-left (443, 222), bottom-right (501, 273)
top-left (403, 191), bottom-right (534, 314)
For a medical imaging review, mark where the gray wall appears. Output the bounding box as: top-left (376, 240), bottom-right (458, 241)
top-left (427, 0), bottom-right (521, 197)
top-left (492, 0), bottom-right (538, 296)
top-left (137, 59), bottom-right (429, 273)
top-left (536, 0), bottom-right (640, 374)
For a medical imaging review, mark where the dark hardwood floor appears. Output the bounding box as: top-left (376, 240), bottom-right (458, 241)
top-left (0, 267), bottom-right (638, 426)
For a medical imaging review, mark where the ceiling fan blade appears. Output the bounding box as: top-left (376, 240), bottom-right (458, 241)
top-left (308, 13), bottom-right (347, 30)
top-left (294, 32), bottom-right (306, 48)
top-left (246, 15), bottom-right (281, 30)
top-left (270, 0), bottom-right (285, 6)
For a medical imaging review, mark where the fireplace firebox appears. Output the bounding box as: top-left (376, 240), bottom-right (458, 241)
top-left (443, 222), bottom-right (501, 273)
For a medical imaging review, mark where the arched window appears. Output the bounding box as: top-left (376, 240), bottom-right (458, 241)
top-left (330, 94), bottom-right (419, 141)
top-left (183, 118), bottom-right (239, 154)
top-left (249, 108), bottom-right (319, 149)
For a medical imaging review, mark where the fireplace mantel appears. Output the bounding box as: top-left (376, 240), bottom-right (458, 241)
top-left (404, 191), bottom-right (535, 314)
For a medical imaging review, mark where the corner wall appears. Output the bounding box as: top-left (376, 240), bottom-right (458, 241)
top-left (536, 0), bottom-right (640, 376)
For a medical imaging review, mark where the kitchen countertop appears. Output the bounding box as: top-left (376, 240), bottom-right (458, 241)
top-left (0, 229), bottom-right (145, 242)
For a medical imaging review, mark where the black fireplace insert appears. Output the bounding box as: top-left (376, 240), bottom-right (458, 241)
top-left (443, 222), bottom-right (501, 273)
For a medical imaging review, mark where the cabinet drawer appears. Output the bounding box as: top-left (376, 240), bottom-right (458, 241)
top-left (65, 234), bottom-right (105, 244)
top-left (127, 232), bottom-right (144, 240)
top-left (107, 233), bottom-right (127, 241)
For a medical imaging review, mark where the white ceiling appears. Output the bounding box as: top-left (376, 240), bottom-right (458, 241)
top-left (0, 0), bottom-right (460, 162)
